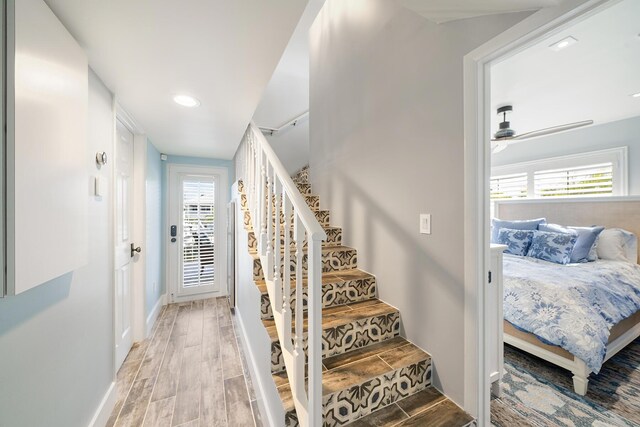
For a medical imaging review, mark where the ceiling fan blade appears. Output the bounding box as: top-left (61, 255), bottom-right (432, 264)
top-left (491, 140), bottom-right (509, 153)
top-left (512, 120), bottom-right (594, 141)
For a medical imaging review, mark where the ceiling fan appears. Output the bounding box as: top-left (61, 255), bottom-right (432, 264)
top-left (491, 105), bottom-right (593, 153)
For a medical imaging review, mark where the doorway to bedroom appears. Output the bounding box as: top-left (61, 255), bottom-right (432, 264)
top-left (485, 0), bottom-right (640, 425)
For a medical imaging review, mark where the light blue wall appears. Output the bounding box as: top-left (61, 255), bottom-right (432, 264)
top-left (160, 155), bottom-right (234, 296)
top-left (146, 141), bottom-right (163, 315)
top-left (0, 70), bottom-right (115, 427)
top-left (493, 116), bottom-right (640, 194)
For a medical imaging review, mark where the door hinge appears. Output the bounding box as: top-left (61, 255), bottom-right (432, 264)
top-left (488, 271), bottom-right (492, 284)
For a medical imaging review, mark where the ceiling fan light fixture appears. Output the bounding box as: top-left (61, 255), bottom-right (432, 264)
top-left (549, 36), bottom-right (578, 51)
top-left (494, 105), bottom-right (516, 140)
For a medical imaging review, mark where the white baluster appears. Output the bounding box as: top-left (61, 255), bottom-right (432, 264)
top-left (265, 163), bottom-right (274, 281)
top-left (293, 216), bottom-right (305, 400)
top-left (259, 150), bottom-right (267, 257)
top-left (282, 192), bottom-right (292, 348)
top-left (273, 177), bottom-right (282, 317)
top-left (307, 237), bottom-right (323, 426)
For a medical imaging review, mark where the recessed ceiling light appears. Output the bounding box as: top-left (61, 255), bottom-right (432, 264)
top-left (173, 94), bottom-right (200, 107)
top-left (632, 92), bottom-right (640, 98)
top-left (549, 36), bottom-right (578, 51)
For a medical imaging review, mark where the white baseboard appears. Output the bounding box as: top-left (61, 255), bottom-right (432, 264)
top-left (236, 312), bottom-right (279, 427)
top-left (145, 294), bottom-right (167, 337)
top-left (87, 381), bottom-right (116, 427)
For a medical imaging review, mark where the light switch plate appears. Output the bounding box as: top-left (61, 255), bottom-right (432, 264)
top-left (94, 175), bottom-right (104, 197)
top-left (420, 214), bottom-right (431, 234)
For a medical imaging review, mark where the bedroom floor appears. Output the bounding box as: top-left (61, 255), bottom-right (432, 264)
top-left (491, 340), bottom-right (640, 427)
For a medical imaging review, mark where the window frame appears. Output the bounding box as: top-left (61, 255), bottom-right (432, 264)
top-left (491, 147), bottom-right (628, 199)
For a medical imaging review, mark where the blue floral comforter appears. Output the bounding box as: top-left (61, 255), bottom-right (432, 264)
top-left (503, 254), bottom-right (640, 373)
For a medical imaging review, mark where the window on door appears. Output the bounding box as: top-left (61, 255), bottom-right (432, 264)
top-left (182, 177), bottom-right (216, 288)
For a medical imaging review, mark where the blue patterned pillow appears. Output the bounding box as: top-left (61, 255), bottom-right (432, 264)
top-left (539, 224), bottom-right (604, 263)
top-left (497, 228), bottom-right (535, 256)
top-left (491, 217), bottom-right (546, 243)
top-left (527, 230), bottom-right (577, 264)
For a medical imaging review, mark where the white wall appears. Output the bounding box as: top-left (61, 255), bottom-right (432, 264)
top-left (145, 140), bottom-right (163, 324)
top-left (254, 67), bottom-right (310, 173)
top-left (252, 0), bottom-right (326, 174)
top-left (309, 0), bottom-right (531, 404)
top-left (0, 69), bottom-right (114, 427)
top-left (492, 116), bottom-right (640, 194)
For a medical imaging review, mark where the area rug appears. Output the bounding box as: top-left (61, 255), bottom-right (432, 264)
top-left (492, 340), bottom-right (640, 427)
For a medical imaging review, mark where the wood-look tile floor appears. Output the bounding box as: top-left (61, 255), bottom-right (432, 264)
top-left (107, 297), bottom-right (263, 427)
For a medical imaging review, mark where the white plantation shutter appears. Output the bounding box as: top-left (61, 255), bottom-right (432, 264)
top-left (182, 178), bottom-right (216, 288)
top-left (490, 173), bottom-right (528, 200)
top-left (534, 163), bottom-right (613, 198)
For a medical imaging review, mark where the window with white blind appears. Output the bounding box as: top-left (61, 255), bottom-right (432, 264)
top-left (534, 163), bottom-right (613, 198)
top-left (490, 147), bottom-right (628, 201)
top-left (490, 173), bottom-right (528, 200)
top-left (182, 178), bottom-right (216, 288)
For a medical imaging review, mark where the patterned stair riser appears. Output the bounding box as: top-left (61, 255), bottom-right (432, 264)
top-left (270, 311), bottom-right (401, 373)
top-left (259, 276), bottom-right (377, 320)
top-left (247, 227), bottom-right (343, 253)
top-left (292, 166), bottom-right (309, 185)
top-left (241, 193), bottom-right (320, 213)
top-left (284, 359), bottom-right (432, 427)
top-left (242, 209), bottom-right (330, 231)
top-left (252, 249), bottom-right (358, 281)
top-left (296, 183), bottom-right (312, 195)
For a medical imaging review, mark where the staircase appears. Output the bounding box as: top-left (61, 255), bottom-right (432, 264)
top-left (237, 164), bottom-right (473, 426)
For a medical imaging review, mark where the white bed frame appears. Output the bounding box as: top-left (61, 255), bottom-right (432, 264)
top-left (496, 197), bottom-right (640, 395)
top-left (505, 322), bottom-right (640, 395)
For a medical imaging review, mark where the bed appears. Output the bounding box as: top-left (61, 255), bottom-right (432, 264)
top-left (494, 197), bottom-right (640, 395)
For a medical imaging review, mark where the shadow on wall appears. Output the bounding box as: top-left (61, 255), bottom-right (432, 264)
top-left (325, 167), bottom-right (464, 390)
top-left (0, 273), bottom-right (72, 336)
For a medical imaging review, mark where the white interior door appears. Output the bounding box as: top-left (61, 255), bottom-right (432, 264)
top-left (168, 165), bottom-right (227, 302)
top-left (114, 119), bottom-right (135, 370)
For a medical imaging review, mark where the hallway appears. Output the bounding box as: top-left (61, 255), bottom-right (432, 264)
top-left (107, 297), bottom-right (262, 427)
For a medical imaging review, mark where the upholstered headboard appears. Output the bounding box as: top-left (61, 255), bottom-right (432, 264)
top-left (495, 196), bottom-right (640, 263)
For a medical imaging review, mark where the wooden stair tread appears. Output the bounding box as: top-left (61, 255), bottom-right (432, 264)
top-left (262, 299), bottom-right (397, 341)
top-left (254, 268), bottom-right (374, 294)
top-left (275, 338), bottom-right (431, 413)
top-left (349, 388), bottom-right (472, 427)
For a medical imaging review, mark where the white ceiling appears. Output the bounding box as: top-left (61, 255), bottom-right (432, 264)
top-left (491, 0), bottom-right (640, 137)
top-left (397, 0), bottom-right (557, 23)
top-left (44, 0), bottom-right (308, 159)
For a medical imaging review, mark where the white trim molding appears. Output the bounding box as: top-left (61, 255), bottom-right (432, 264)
top-left (87, 381), bottom-right (116, 427)
top-left (146, 293), bottom-right (167, 338)
top-left (463, 1), bottom-right (617, 425)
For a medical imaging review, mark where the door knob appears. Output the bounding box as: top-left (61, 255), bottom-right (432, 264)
top-left (131, 243), bottom-right (142, 257)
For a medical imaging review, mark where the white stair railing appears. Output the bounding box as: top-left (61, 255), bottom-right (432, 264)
top-left (242, 122), bottom-right (326, 426)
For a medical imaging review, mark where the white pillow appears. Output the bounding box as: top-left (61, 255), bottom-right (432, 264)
top-left (597, 228), bottom-right (638, 263)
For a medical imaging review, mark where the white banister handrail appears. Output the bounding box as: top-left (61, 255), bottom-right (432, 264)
top-left (250, 121), bottom-right (325, 240)
top-left (258, 111), bottom-right (309, 135)
top-left (241, 121), bottom-right (326, 426)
